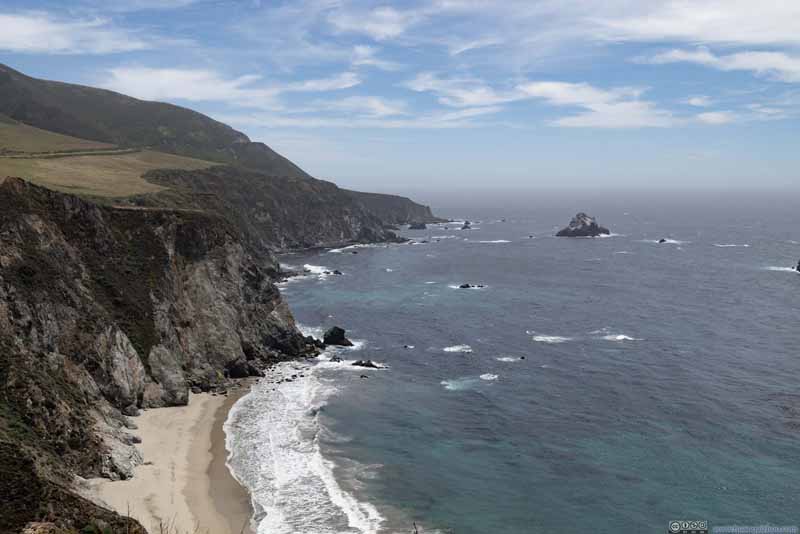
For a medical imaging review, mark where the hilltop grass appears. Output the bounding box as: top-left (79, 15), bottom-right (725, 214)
top-left (0, 120), bottom-right (115, 153)
top-left (0, 150), bottom-right (215, 198)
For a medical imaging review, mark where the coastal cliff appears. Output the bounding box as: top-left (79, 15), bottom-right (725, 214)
top-left (0, 177), bottom-right (315, 532)
top-left (0, 63), bottom-right (441, 533)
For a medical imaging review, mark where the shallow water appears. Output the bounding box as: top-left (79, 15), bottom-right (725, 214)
top-left (228, 191), bottom-right (800, 534)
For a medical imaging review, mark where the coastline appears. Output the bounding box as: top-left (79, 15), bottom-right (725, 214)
top-left (89, 383), bottom-right (255, 534)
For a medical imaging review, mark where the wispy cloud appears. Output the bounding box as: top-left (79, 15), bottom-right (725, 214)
top-left (100, 67), bottom-right (361, 109)
top-left (404, 72), bottom-right (519, 107)
top-left (696, 111), bottom-right (736, 125)
top-left (685, 96), bottom-right (712, 107)
top-left (328, 6), bottom-right (421, 41)
top-left (0, 12), bottom-right (157, 54)
top-left (645, 48), bottom-right (800, 83)
top-left (351, 45), bottom-right (402, 71)
top-left (518, 81), bottom-right (675, 128)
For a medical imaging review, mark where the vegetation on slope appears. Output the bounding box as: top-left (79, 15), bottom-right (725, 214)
top-left (0, 149), bottom-right (214, 198)
top-left (0, 119), bottom-right (115, 154)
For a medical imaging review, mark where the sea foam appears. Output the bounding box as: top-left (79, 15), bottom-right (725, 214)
top-left (531, 335), bottom-right (572, 344)
top-left (225, 363), bottom-right (385, 534)
top-left (443, 344), bottom-right (473, 353)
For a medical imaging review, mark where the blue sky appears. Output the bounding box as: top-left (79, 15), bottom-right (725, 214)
top-left (1, 0), bottom-right (798, 192)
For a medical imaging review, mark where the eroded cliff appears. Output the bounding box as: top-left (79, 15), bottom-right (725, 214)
top-left (0, 177), bottom-right (316, 532)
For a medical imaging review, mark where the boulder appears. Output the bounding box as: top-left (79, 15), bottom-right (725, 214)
top-left (323, 326), bottom-right (353, 347)
top-left (353, 360), bottom-right (383, 369)
top-left (658, 238), bottom-right (667, 244)
top-left (330, 355), bottom-right (343, 363)
top-left (555, 212), bottom-right (610, 237)
top-left (461, 220), bottom-right (472, 230)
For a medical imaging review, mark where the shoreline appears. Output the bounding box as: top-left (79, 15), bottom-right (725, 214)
top-left (89, 383), bottom-right (255, 534)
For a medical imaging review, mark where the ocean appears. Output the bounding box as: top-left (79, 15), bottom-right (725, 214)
top-left (224, 191), bottom-right (800, 534)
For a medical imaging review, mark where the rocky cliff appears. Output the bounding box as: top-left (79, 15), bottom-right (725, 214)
top-left (345, 190), bottom-right (444, 225)
top-left (0, 177), bottom-right (317, 533)
top-left (130, 166), bottom-right (402, 253)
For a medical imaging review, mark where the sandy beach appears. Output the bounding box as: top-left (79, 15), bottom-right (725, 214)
top-left (90, 386), bottom-right (254, 534)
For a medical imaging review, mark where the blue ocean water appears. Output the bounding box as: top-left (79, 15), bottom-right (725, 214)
top-left (226, 192), bottom-right (800, 534)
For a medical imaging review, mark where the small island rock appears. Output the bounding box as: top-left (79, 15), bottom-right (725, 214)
top-left (323, 326), bottom-right (354, 347)
top-left (555, 213), bottom-right (610, 237)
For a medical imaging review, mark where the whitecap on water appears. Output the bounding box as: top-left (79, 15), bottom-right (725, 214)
top-left (440, 377), bottom-right (477, 391)
top-left (713, 243), bottom-right (750, 248)
top-left (480, 373), bottom-right (499, 381)
top-left (766, 266), bottom-right (798, 273)
top-left (443, 344), bottom-right (473, 353)
top-left (531, 335), bottom-right (572, 344)
top-left (495, 356), bottom-right (521, 362)
top-left (474, 240), bottom-right (511, 244)
top-left (602, 334), bottom-right (641, 342)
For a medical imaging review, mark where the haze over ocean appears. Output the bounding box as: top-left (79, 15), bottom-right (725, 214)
top-left (226, 191), bottom-right (800, 534)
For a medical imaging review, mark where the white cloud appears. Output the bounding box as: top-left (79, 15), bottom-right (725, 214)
top-left (101, 67), bottom-right (361, 108)
top-left (407, 73), bottom-right (673, 128)
top-left (351, 46), bottom-right (402, 71)
top-left (518, 81), bottom-right (674, 128)
top-left (288, 72), bottom-right (361, 92)
top-left (322, 96), bottom-right (408, 117)
top-left (328, 6), bottom-right (420, 41)
top-left (594, 1), bottom-right (800, 47)
top-left (685, 96), bottom-right (712, 107)
top-left (0, 12), bottom-right (153, 54)
top-left (404, 72), bottom-right (519, 107)
top-left (646, 48), bottom-right (800, 83)
top-left (696, 111), bottom-right (736, 124)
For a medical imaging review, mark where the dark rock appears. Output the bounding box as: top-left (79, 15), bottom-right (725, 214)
top-left (351, 250), bottom-right (359, 254)
top-left (323, 326), bottom-right (354, 347)
top-left (121, 405), bottom-right (139, 417)
top-left (330, 355), bottom-right (343, 363)
top-left (795, 259), bottom-right (799, 272)
top-left (461, 220), bottom-right (472, 230)
top-left (333, 270), bottom-right (343, 275)
top-left (408, 222), bottom-right (427, 230)
top-left (658, 238), bottom-right (667, 244)
top-left (555, 212), bottom-right (610, 237)
top-left (360, 374), bottom-right (369, 379)
top-left (459, 283), bottom-right (471, 289)
top-left (520, 356), bottom-right (525, 360)
top-left (352, 359), bottom-right (383, 369)
top-left (458, 283), bottom-right (485, 289)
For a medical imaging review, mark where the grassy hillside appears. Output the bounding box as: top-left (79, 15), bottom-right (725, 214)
top-left (0, 150), bottom-right (214, 197)
top-left (0, 63), bottom-right (308, 178)
top-left (0, 120), bottom-right (115, 153)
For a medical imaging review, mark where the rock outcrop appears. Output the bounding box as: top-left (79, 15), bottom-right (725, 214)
top-left (555, 212), bottom-right (610, 237)
top-left (408, 222), bottom-right (427, 230)
top-left (323, 326), bottom-right (354, 347)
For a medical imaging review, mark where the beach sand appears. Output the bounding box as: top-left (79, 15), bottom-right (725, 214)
top-left (90, 386), bottom-right (254, 534)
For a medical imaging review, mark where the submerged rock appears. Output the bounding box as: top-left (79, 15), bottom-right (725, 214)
top-left (353, 359), bottom-right (383, 369)
top-left (330, 355), bottom-right (343, 363)
top-left (461, 220), bottom-right (472, 230)
top-left (408, 222), bottom-right (427, 230)
top-left (555, 212), bottom-right (610, 237)
top-left (323, 326), bottom-right (354, 347)
top-left (458, 283), bottom-right (485, 289)
top-left (658, 238), bottom-right (667, 244)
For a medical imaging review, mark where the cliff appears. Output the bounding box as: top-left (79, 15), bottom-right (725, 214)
top-left (345, 190), bottom-right (444, 225)
top-left (132, 166), bottom-right (402, 253)
top-left (0, 177), bottom-right (316, 532)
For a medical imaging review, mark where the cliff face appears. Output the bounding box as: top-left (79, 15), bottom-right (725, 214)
top-left (0, 177), bottom-right (315, 532)
top-left (346, 190), bottom-right (443, 225)
top-left (130, 166), bottom-right (402, 253)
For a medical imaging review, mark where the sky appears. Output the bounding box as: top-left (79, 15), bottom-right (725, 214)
top-left (1, 0), bottom-right (799, 192)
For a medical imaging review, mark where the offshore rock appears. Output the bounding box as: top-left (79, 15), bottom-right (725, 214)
top-left (324, 326), bottom-right (354, 347)
top-left (556, 212), bottom-right (610, 237)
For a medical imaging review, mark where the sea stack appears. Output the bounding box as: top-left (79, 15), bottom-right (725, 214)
top-left (556, 212), bottom-right (610, 237)
top-left (323, 326), bottom-right (354, 347)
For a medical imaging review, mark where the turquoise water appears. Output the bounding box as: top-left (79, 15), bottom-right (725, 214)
top-left (230, 192), bottom-right (800, 534)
